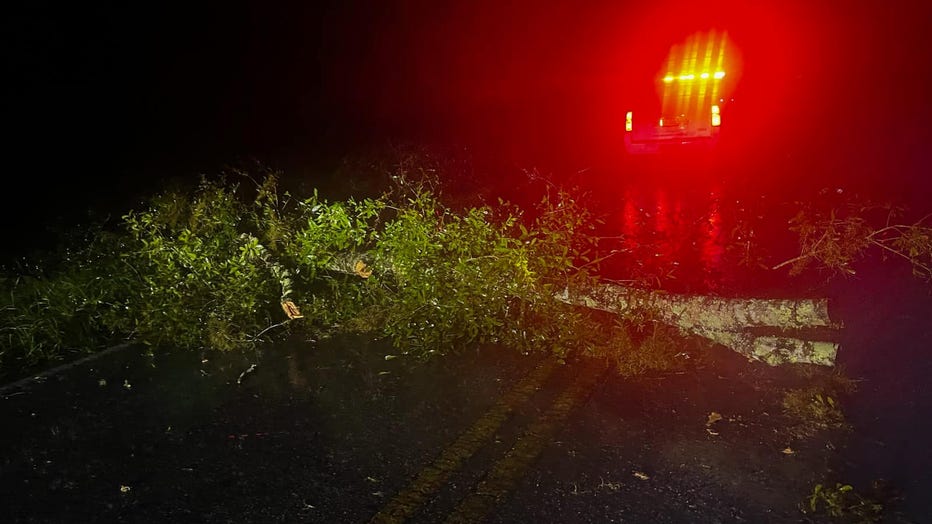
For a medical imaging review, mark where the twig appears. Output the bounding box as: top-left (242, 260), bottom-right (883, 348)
top-left (772, 253), bottom-right (813, 271)
top-left (772, 229), bottom-right (830, 271)
top-left (251, 319), bottom-right (291, 341)
top-left (236, 363), bottom-right (257, 385)
top-left (869, 238), bottom-right (932, 275)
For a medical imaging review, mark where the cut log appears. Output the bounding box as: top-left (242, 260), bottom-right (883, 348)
top-left (558, 283), bottom-right (840, 367)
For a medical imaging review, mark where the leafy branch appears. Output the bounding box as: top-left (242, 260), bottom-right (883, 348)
top-left (773, 200), bottom-right (932, 281)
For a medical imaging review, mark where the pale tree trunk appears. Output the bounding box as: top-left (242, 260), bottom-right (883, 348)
top-left (558, 283), bottom-right (840, 367)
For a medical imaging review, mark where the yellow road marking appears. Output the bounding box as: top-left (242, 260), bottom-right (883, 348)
top-left (369, 356), bottom-right (559, 524)
top-left (443, 358), bottom-right (607, 524)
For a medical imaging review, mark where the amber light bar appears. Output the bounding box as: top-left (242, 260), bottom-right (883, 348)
top-left (662, 71), bottom-right (725, 83)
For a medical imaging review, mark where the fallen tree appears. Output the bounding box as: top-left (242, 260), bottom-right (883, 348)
top-left (323, 251), bottom-right (842, 367)
top-left (18, 154), bottom-right (932, 375)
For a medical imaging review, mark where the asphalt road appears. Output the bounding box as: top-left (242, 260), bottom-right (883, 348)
top-left (1, 259), bottom-right (928, 523)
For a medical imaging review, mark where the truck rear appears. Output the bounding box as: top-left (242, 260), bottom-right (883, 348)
top-left (624, 30), bottom-right (735, 155)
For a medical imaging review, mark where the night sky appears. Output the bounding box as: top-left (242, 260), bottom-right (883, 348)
top-left (4, 0), bottom-right (931, 255)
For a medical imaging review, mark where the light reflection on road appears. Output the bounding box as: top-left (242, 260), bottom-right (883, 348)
top-left (604, 184), bottom-right (729, 293)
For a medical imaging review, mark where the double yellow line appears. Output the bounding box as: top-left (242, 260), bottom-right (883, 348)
top-left (370, 355), bottom-right (606, 524)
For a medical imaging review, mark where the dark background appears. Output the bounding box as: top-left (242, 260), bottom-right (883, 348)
top-left (3, 0), bottom-right (931, 258)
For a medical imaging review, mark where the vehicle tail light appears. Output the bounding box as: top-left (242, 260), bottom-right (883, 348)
top-left (711, 105), bottom-right (721, 127)
top-left (625, 111), bottom-right (633, 132)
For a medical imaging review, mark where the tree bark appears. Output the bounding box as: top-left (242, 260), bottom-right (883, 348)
top-left (557, 283), bottom-right (840, 367)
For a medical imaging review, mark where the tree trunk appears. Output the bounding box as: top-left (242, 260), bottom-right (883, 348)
top-left (558, 283), bottom-right (840, 367)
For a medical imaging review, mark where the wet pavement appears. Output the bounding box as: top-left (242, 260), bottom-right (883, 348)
top-left (2, 175), bottom-right (930, 523)
top-left (2, 256), bottom-right (929, 523)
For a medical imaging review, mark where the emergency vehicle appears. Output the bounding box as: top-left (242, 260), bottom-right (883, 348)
top-left (624, 30), bottom-right (736, 155)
